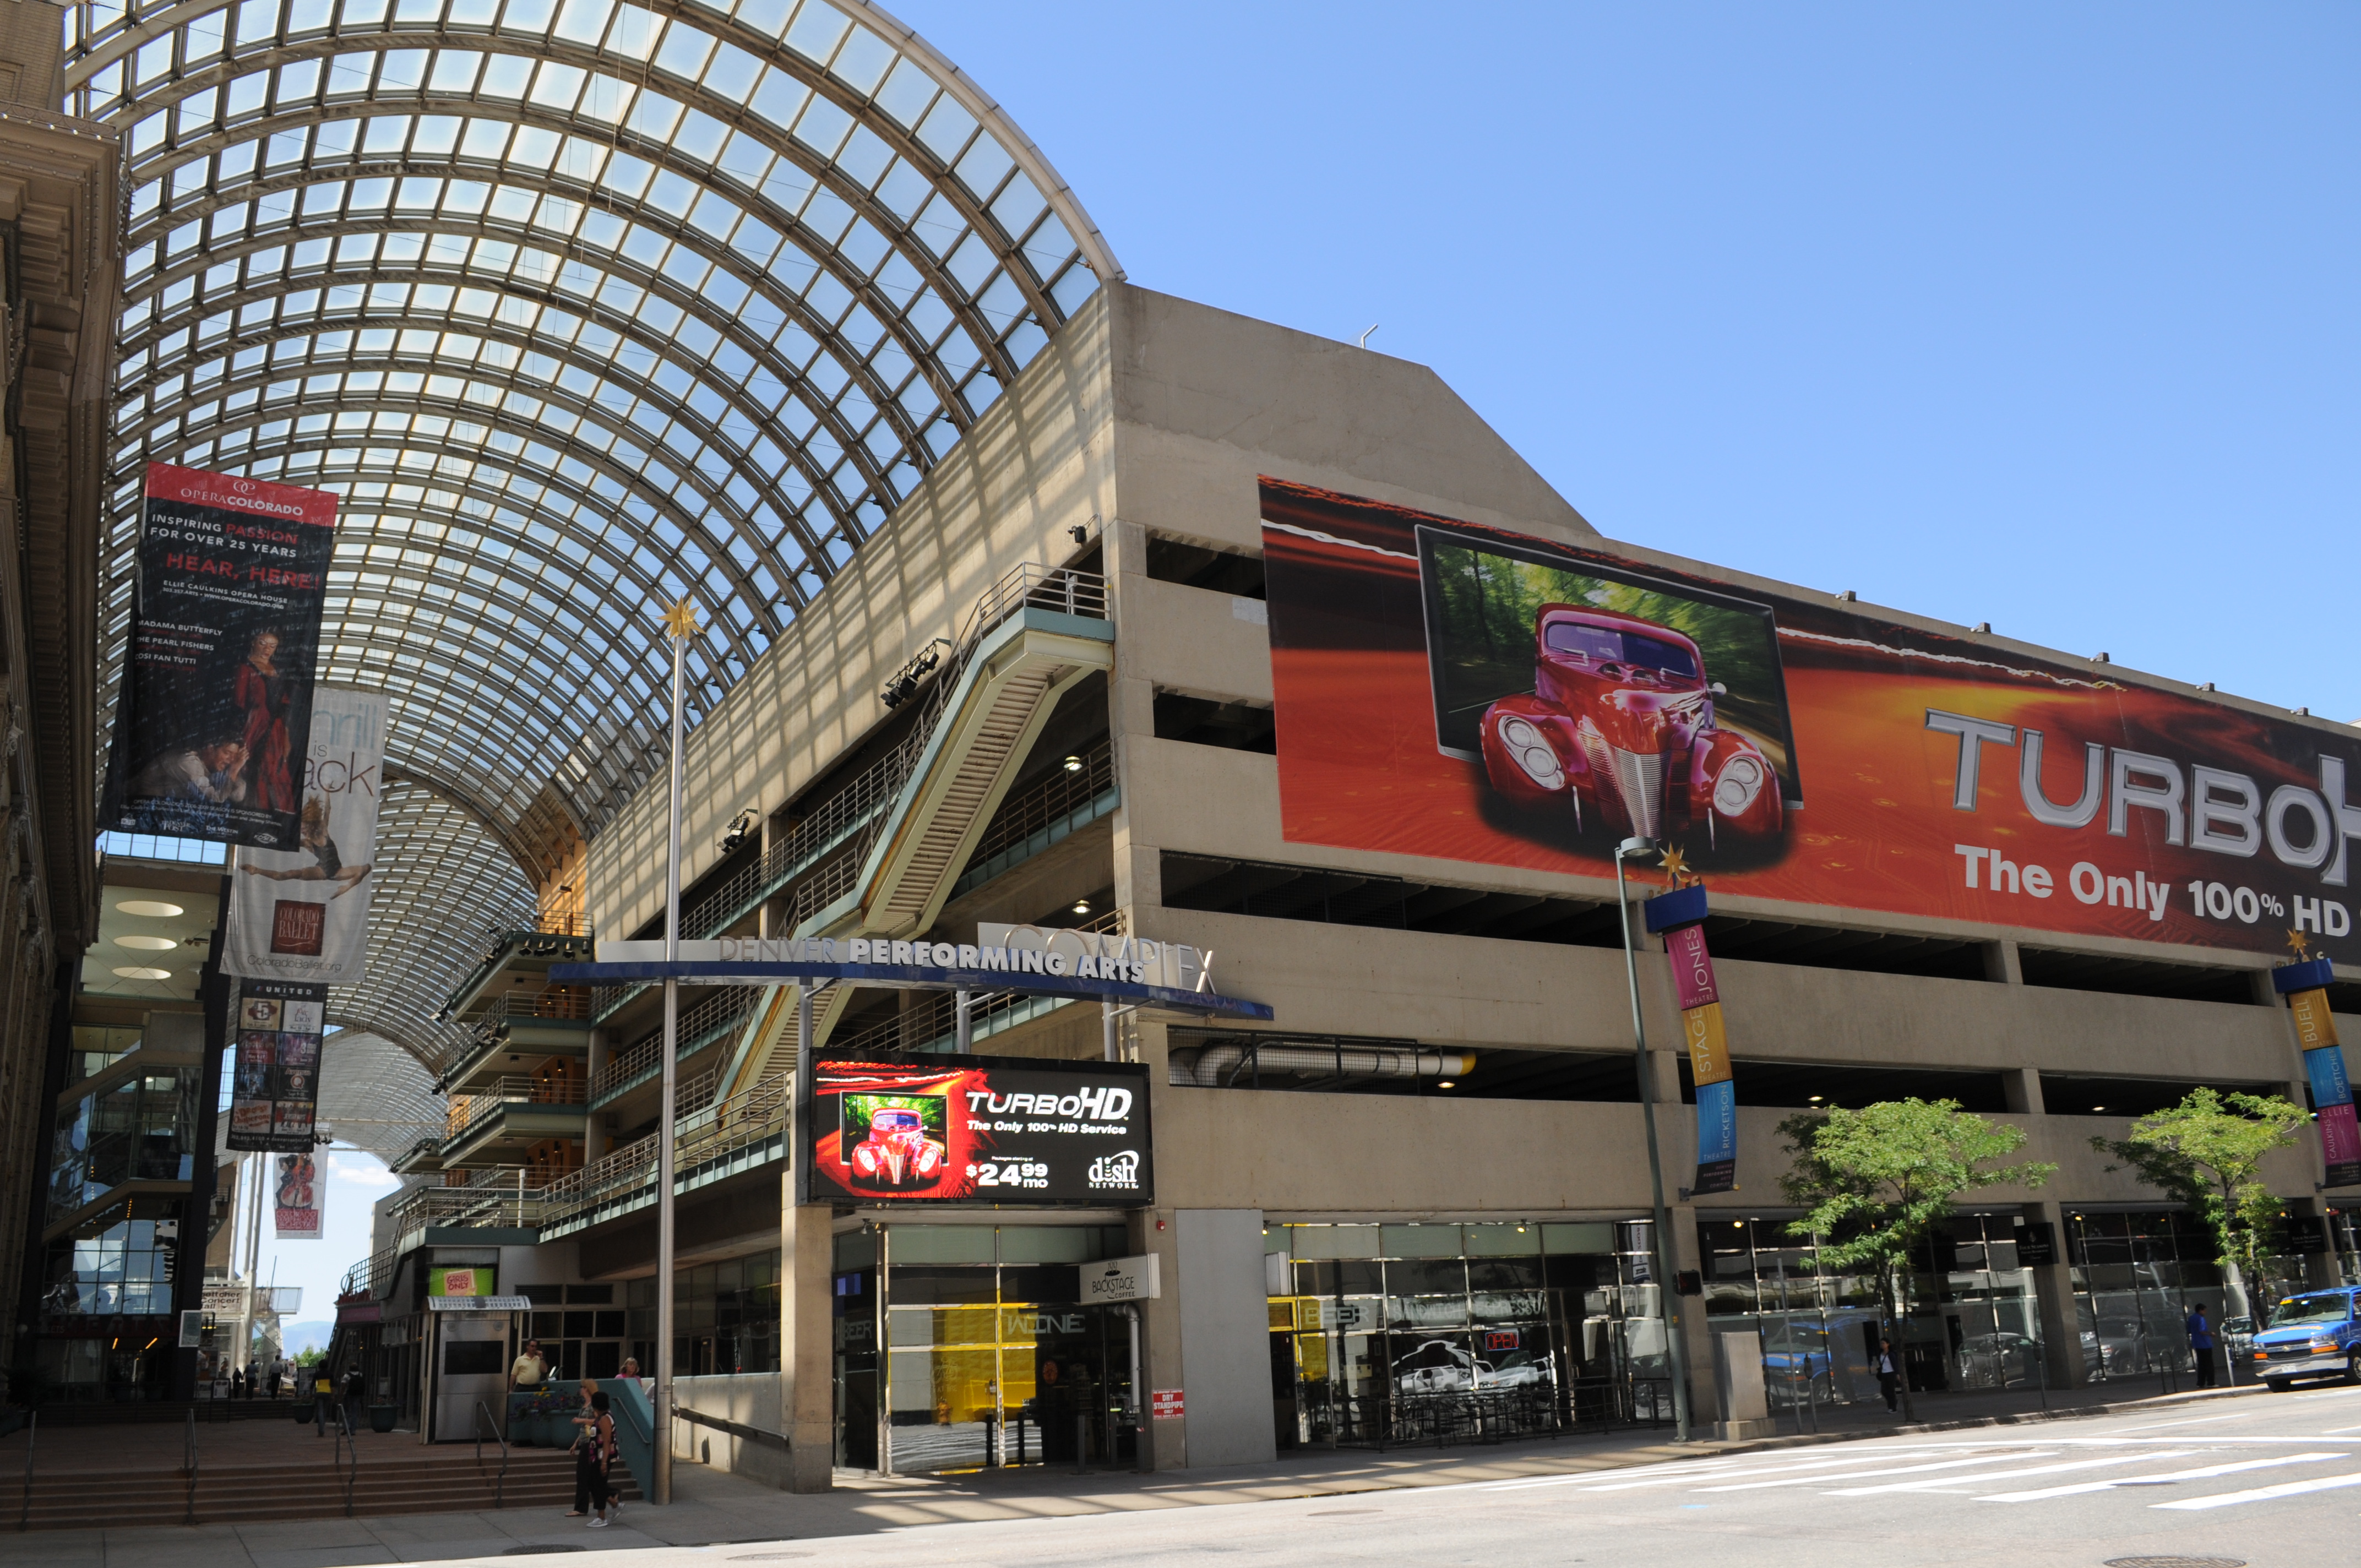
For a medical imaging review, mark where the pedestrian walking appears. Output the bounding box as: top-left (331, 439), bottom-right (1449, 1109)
top-left (567, 1380), bottom-right (610, 1521)
top-left (1873, 1337), bottom-right (1901, 1412)
top-left (2186, 1305), bottom-right (2217, 1388)
top-left (312, 1368), bottom-right (336, 1435)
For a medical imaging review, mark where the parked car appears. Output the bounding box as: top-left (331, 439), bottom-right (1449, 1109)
top-left (1391, 1340), bottom-right (1497, 1394)
top-left (1957, 1332), bottom-right (2041, 1387)
top-left (1477, 606), bottom-right (1783, 846)
top-left (2252, 1286), bottom-right (2361, 1391)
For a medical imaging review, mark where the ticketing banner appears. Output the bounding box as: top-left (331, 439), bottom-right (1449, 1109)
top-left (2275, 957), bottom-right (2360, 1189)
top-left (102, 463), bottom-right (338, 850)
top-left (802, 1055), bottom-right (1153, 1207)
top-left (1648, 885), bottom-right (1736, 1195)
top-left (1260, 478), bottom-right (2361, 963)
top-left (226, 979), bottom-right (328, 1153)
top-left (221, 688), bottom-right (387, 985)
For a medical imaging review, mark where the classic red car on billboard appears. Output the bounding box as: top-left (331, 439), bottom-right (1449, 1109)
top-left (1477, 606), bottom-right (1784, 846)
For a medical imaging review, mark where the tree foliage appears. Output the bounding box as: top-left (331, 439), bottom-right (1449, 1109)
top-left (2090, 1087), bottom-right (2308, 1314)
top-left (1778, 1098), bottom-right (2057, 1418)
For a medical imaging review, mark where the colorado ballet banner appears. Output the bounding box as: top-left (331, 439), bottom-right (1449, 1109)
top-left (1646, 884), bottom-right (1737, 1195)
top-left (1259, 478), bottom-right (2361, 964)
top-left (102, 462), bottom-right (338, 850)
top-left (2275, 957), bottom-right (2360, 1189)
top-left (221, 688), bottom-right (387, 986)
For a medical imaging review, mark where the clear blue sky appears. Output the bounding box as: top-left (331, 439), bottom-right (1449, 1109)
top-left (898, 2), bottom-right (2357, 720)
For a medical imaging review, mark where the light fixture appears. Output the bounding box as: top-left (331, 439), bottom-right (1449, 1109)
top-left (116, 900), bottom-right (183, 917)
top-left (115, 935), bottom-right (177, 951)
top-left (1071, 900), bottom-right (1091, 915)
top-left (2091, 1106), bottom-right (2106, 1113)
top-left (1063, 754), bottom-right (1083, 772)
top-left (1807, 1094), bottom-right (1824, 1103)
top-left (112, 966), bottom-right (172, 981)
top-left (1435, 1080), bottom-right (1455, 1090)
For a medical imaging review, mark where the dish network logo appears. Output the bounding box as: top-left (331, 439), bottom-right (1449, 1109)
top-left (1087, 1151), bottom-right (1141, 1190)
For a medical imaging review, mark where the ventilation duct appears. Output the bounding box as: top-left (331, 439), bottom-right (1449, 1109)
top-left (1174, 1043), bottom-right (1475, 1087)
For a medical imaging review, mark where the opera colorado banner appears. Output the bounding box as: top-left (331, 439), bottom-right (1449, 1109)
top-left (1646, 884), bottom-right (1737, 1196)
top-left (1260, 477), bottom-right (2361, 965)
top-left (103, 462), bottom-right (337, 850)
top-left (273, 1150), bottom-right (323, 1240)
top-left (221, 688), bottom-right (387, 986)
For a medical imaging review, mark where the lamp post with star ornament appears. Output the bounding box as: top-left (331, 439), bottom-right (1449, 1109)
top-left (652, 594), bottom-right (699, 1505)
top-left (1613, 835), bottom-right (1694, 1443)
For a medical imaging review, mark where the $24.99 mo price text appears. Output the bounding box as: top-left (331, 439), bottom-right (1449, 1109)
top-left (1954, 842), bottom-right (2353, 933)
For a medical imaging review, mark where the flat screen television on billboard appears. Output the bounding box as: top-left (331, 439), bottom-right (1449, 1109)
top-left (803, 1055), bottom-right (1153, 1207)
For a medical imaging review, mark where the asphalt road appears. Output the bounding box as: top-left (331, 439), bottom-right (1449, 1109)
top-left (638, 1385), bottom-right (2361, 1567)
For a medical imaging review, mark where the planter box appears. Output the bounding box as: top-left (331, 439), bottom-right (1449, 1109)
top-left (368, 1405), bottom-right (398, 1434)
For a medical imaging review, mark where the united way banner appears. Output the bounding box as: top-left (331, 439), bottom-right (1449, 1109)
top-left (1647, 884), bottom-right (1737, 1195)
top-left (226, 979), bottom-right (329, 1154)
top-left (2275, 957), bottom-right (2360, 1189)
top-left (221, 688), bottom-right (386, 985)
top-left (102, 462), bottom-right (338, 850)
top-left (1260, 478), bottom-right (2361, 965)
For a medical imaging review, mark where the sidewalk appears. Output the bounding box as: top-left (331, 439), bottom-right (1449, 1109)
top-left (6, 1379), bottom-right (2267, 1568)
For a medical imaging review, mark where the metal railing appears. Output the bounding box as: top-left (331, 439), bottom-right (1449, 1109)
top-left (443, 1075), bottom-right (588, 1146)
top-left (540, 1072), bottom-right (793, 1233)
top-left (388, 1172), bottom-right (542, 1237)
top-left (183, 1409), bottom-right (197, 1525)
top-left (334, 1405), bottom-right (357, 1517)
top-left (591, 987), bottom-right (761, 1100)
top-left (825, 908), bottom-right (1125, 1057)
top-left (482, 988), bottom-right (592, 1022)
top-left (339, 1245), bottom-right (395, 1302)
top-left (963, 739), bottom-right (1114, 870)
top-left (1321, 1378), bottom-right (1669, 1451)
top-left (474, 1400), bottom-right (508, 1509)
top-left (17, 1409), bottom-right (32, 1532)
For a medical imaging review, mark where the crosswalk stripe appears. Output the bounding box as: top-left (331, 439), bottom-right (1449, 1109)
top-left (1977, 1452), bottom-right (2347, 1502)
top-left (2152, 1470), bottom-right (2361, 1510)
top-left (1691, 1452), bottom-right (2053, 1493)
top-left (1478, 1446), bottom-right (1974, 1493)
top-left (1824, 1451), bottom-right (2193, 1497)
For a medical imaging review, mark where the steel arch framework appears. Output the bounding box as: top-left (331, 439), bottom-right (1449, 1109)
top-left (68, 0), bottom-right (1117, 1084)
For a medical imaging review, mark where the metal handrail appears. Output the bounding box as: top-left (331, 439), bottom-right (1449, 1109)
top-left (334, 1404), bottom-right (357, 1517)
top-left (592, 987), bottom-right (760, 1098)
top-left (540, 1074), bottom-right (793, 1230)
top-left (963, 739), bottom-right (1115, 869)
top-left (183, 1408), bottom-right (197, 1525)
top-left (20, 1409), bottom-right (34, 1532)
top-left (474, 1399), bottom-right (508, 1509)
top-left (442, 1076), bottom-right (588, 1146)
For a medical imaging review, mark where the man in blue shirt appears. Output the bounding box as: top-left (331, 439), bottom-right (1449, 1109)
top-left (2186, 1305), bottom-right (2217, 1388)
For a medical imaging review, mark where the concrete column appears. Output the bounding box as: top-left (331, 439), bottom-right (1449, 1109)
top-left (1135, 1207), bottom-right (1187, 1469)
top-left (1983, 939), bottom-right (2023, 985)
top-left (2023, 1199), bottom-right (2088, 1388)
top-left (2003, 1067), bottom-right (2044, 1115)
top-left (781, 1193), bottom-right (835, 1492)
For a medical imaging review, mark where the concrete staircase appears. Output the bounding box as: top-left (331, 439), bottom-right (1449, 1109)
top-left (14, 1444), bottom-right (642, 1531)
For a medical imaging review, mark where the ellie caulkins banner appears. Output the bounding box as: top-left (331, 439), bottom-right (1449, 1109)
top-left (221, 688), bottom-right (387, 986)
top-left (1260, 477), bottom-right (2361, 962)
top-left (226, 979), bottom-right (329, 1154)
top-left (103, 462), bottom-right (338, 850)
top-left (2275, 955), bottom-right (2360, 1189)
top-left (802, 1055), bottom-right (1154, 1207)
top-left (1646, 881), bottom-right (1737, 1196)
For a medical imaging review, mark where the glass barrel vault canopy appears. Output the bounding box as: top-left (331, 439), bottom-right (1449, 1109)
top-left (66, 0), bottom-right (1118, 1065)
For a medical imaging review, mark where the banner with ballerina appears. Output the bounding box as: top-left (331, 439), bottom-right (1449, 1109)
top-left (221, 687), bottom-right (387, 986)
top-left (102, 462), bottom-right (339, 850)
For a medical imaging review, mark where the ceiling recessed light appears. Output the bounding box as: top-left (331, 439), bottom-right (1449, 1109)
top-left (1807, 1095), bottom-right (1824, 1102)
top-left (112, 966), bottom-right (172, 981)
top-left (1071, 900), bottom-right (1090, 915)
top-left (1435, 1080), bottom-right (1455, 1089)
top-left (116, 900), bottom-right (184, 918)
top-left (2091, 1106), bottom-right (2106, 1113)
top-left (1063, 754), bottom-right (1083, 773)
top-left (115, 935), bottom-right (177, 951)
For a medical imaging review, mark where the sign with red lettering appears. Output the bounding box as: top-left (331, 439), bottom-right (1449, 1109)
top-left (102, 462), bottom-right (338, 850)
top-left (1151, 1389), bottom-right (1184, 1420)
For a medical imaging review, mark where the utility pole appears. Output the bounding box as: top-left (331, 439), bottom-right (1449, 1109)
top-left (1614, 836), bottom-right (1693, 1442)
top-left (654, 596), bottom-right (698, 1504)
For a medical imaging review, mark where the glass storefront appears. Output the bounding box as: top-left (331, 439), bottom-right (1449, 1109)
top-left (1266, 1220), bottom-right (1671, 1447)
top-left (833, 1223), bottom-right (1136, 1475)
top-left (47, 1063), bottom-right (199, 1224)
top-left (34, 1195), bottom-right (187, 1401)
top-left (626, 1251), bottom-right (781, 1376)
top-left (1699, 1211), bottom-right (2045, 1405)
top-left (2062, 1208), bottom-right (2322, 1381)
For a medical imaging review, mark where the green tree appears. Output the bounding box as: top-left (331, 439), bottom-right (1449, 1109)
top-left (1778, 1098), bottom-right (2058, 1419)
top-left (2089, 1088), bottom-right (2309, 1321)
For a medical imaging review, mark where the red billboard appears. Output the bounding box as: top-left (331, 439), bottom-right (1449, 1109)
top-left (1261, 478), bottom-right (2360, 962)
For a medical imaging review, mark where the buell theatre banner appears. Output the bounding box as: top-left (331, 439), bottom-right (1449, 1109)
top-left (221, 687), bottom-right (388, 986)
top-left (1259, 478), bottom-right (2361, 965)
top-left (103, 462), bottom-right (338, 850)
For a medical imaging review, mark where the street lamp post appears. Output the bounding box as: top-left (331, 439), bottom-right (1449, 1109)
top-left (1613, 835), bottom-right (1694, 1442)
top-left (654, 597), bottom-right (698, 1504)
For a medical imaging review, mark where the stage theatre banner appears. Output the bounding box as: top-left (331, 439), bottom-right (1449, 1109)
top-left (1259, 478), bottom-right (2361, 964)
top-left (103, 462), bottom-right (338, 850)
top-left (2275, 956), bottom-right (2360, 1188)
top-left (801, 1055), bottom-right (1154, 1207)
top-left (1646, 884), bottom-right (1737, 1195)
top-left (273, 1150), bottom-right (323, 1240)
top-left (221, 688), bottom-right (387, 985)
top-left (227, 979), bottom-right (328, 1153)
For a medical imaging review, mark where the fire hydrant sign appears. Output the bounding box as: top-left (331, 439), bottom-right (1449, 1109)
top-left (802, 1054), bottom-right (1155, 1207)
top-left (1151, 1389), bottom-right (1184, 1420)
